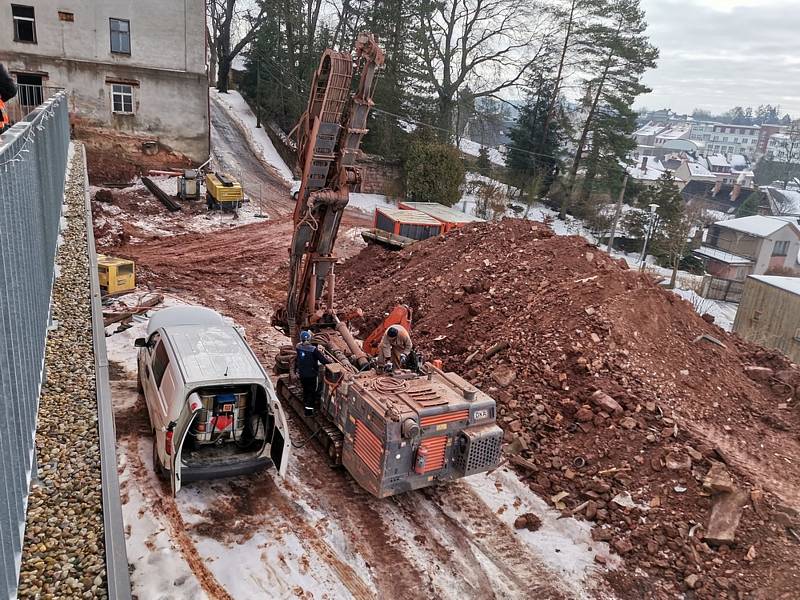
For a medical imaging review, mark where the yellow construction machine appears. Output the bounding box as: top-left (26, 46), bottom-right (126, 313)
top-left (97, 254), bottom-right (135, 295)
top-left (205, 172), bottom-right (244, 211)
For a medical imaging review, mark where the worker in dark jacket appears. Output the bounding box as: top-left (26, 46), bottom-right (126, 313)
top-left (0, 64), bottom-right (17, 134)
top-left (295, 330), bottom-right (330, 416)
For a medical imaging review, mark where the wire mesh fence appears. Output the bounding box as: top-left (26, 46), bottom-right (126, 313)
top-left (4, 84), bottom-right (65, 124)
top-left (0, 91), bottom-right (70, 598)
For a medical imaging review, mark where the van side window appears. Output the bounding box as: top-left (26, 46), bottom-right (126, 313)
top-left (151, 342), bottom-right (170, 388)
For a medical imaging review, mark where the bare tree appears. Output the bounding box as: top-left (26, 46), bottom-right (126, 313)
top-left (207, 0), bottom-right (269, 92)
top-left (775, 120), bottom-right (800, 189)
top-left (413, 0), bottom-right (553, 139)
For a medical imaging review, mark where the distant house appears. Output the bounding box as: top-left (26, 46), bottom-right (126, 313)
top-left (681, 180), bottom-right (768, 218)
top-left (767, 133), bottom-right (800, 164)
top-left (625, 155), bottom-right (668, 186)
top-left (708, 124), bottom-right (760, 159)
top-left (757, 124), bottom-right (787, 156)
top-left (675, 160), bottom-right (716, 185)
top-left (689, 120), bottom-right (718, 145)
top-left (693, 215), bottom-right (800, 280)
top-left (734, 276), bottom-right (800, 363)
top-left (702, 154), bottom-right (738, 185)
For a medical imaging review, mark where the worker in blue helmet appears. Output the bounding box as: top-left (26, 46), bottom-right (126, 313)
top-left (295, 330), bottom-right (330, 416)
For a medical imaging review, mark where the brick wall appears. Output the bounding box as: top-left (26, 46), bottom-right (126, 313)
top-left (357, 154), bottom-right (404, 197)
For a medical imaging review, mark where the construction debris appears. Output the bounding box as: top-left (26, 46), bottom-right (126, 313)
top-left (705, 490), bottom-right (749, 545)
top-left (141, 176), bottom-right (181, 212)
top-left (337, 217), bottom-right (800, 598)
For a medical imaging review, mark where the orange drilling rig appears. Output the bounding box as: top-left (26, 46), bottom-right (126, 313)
top-left (273, 33), bottom-right (503, 498)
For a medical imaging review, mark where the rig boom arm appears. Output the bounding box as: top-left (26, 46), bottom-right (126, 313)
top-left (285, 33), bottom-right (384, 342)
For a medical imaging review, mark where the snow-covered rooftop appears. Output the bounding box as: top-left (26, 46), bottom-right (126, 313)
top-left (685, 162), bottom-right (714, 178)
top-left (729, 154), bottom-right (748, 169)
top-left (634, 124), bottom-right (664, 137)
top-left (763, 186), bottom-right (800, 216)
top-left (715, 215), bottom-right (799, 237)
top-left (707, 154), bottom-right (730, 168)
top-left (749, 275), bottom-right (800, 296)
top-left (656, 127), bottom-right (690, 140)
top-left (626, 158), bottom-right (666, 181)
top-left (693, 246), bottom-right (753, 265)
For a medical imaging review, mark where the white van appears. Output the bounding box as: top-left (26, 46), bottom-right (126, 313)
top-left (135, 306), bottom-right (291, 495)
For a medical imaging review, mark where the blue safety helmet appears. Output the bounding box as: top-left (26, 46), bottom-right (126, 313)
top-left (300, 330), bottom-right (312, 343)
top-left (387, 327), bottom-right (398, 338)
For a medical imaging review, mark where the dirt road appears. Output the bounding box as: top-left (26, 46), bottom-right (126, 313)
top-left (209, 92), bottom-right (294, 218)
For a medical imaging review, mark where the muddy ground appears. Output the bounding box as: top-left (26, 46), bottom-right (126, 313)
top-left (96, 100), bottom-right (615, 599)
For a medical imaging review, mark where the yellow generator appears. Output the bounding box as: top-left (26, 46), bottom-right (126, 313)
top-left (205, 172), bottom-right (244, 211)
top-left (97, 255), bottom-right (135, 295)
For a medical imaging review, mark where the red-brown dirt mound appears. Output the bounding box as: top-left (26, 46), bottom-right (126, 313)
top-left (337, 218), bottom-right (800, 600)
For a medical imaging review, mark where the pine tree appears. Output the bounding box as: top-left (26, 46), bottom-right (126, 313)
top-left (736, 191), bottom-right (761, 217)
top-left (476, 147), bottom-right (492, 176)
top-left (405, 139), bottom-right (465, 206)
top-left (563, 0), bottom-right (658, 218)
top-left (505, 52), bottom-right (564, 203)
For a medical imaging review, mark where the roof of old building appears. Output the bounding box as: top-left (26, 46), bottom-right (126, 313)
top-left (714, 215), bottom-right (800, 237)
top-left (681, 181), bottom-right (767, 215)
top-left (749, 275), bottom-right (800, 296)
top-left (694, 246), bottom-right (753, 265)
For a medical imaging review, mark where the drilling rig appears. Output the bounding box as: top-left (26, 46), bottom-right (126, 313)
top-left (273, 33), bottom-right (503, 498)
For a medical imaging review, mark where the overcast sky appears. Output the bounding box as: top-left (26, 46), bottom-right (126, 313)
top-left (637, 0), bottom-right (800, 118)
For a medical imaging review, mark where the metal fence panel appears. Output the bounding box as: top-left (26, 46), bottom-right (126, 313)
top-left (701, 275), bottom-right (744, 303)
top-left (0, 92), bottom-right (69, 599)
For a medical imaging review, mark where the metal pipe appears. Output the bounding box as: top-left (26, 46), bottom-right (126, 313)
top-left (307, 261), bottom-right (317, 318)
top-left (335, 318), bottom-right (369, 368)
top-left (424, 362), bottom-right (477, 401)
top-left (327, 267), bottom-right (335, 311)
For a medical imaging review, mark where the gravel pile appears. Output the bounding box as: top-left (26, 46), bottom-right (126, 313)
top-left (17, 146), bottom-right (108, 599)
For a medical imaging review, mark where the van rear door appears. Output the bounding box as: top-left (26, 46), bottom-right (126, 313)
top-left (270, 398), bottom-right (291, 477)
top-left (170, 393), bottom-right (202, 496)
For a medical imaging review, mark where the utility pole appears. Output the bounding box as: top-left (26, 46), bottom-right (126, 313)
top-left (256, 57), bottom-right (262, 129)
top-left (606, 174), bottom-right (628, 252)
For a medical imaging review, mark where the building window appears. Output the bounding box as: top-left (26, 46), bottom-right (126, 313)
top-left (58, 11), bottom-right (74, 22)
top-left (111, 84), bottom-right (134, 113)
top-left (12, 5), bottom-right (36, 43)
top-left (772, 241), bottom-right (790, 257)
top-left (110, 18), bottom-right (131, 54)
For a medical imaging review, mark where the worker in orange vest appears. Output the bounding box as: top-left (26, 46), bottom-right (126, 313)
top-left (0, 64), bottom-right (17, 134)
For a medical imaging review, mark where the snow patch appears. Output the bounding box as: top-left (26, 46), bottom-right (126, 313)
top-left (672, 288), bottom-right (737, 332)
top-left (348, 192), bottom-right (395, 213)
top-left (467, 468), bottom-right (618, 590)
top-left (459, 138), bottom-right (506, 166)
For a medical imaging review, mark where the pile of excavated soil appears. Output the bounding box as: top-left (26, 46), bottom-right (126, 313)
top-left (337, 218), bottom-right (800, 599)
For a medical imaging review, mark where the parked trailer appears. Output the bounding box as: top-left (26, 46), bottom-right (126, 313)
top-left (374, 206), bottom-right (443, 241)
top-left (398, 201), bottom-right (484, 232)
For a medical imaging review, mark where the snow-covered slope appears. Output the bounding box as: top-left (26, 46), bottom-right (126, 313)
top-left (211, 88), bottom-right (295, 184)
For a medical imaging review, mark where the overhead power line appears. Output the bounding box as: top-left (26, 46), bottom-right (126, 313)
top-left (244, 48), bottom-right (566, 163)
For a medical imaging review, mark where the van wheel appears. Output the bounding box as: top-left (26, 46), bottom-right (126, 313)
top-left (136, 368), bottom-right (143, 393)
top-left (152, 436), bottom-right (165, 480)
